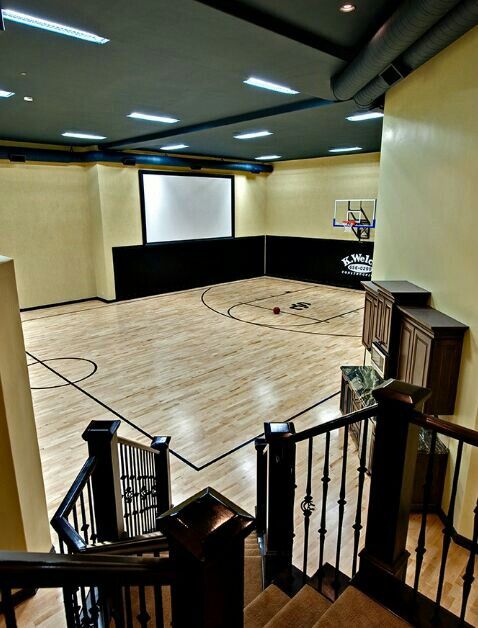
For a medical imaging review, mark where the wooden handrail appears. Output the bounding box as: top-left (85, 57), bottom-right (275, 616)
top-left (81, 532), bottom-right (169, 556)
top-left (411, 411), bottom-right (478, 447)
top-left (117, 435), bottom-right (160, 455)
top-left (0, 551), bottom-right (174, 588)
top-left (292, 404), bottom-right (378, 443)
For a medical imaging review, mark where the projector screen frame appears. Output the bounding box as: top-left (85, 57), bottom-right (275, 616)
top-left (138, 169), bottom-right (235, 245)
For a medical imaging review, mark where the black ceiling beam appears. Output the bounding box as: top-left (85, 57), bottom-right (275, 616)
top-left (103, 97), bottom-right (335, 150)
top-left (192, 0), bottom-right (353, 62)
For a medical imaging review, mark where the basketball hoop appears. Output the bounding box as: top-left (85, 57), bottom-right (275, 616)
top-left (342, 219), bottom-right (356, 233)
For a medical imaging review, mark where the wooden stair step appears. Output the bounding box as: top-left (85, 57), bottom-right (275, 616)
top-left (244, 555), bottom-right (263, 607)
top-left (313, 587), bottom-right (411, 627)
top-left (263, 584), bottom-right (331, 628)
top-left (244, 585), bottom-right (290, 628)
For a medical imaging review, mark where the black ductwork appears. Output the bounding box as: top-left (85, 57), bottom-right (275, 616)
top-left (354, 0), bottom-right (478, 108)
top-left (0, 147), bottom-right (273, 173)
top-left (332, 0), bottom-right (462, 101)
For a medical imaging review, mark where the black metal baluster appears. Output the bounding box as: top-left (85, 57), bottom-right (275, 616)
top-left (301, 437), bottom-right (316, 583)
top-left (137, 585), bottom-right (151, 627)
top-left (79, 490), bottom-right (90, 545)
top-left (119, 443), bottom-right (131, 538)
top-left (125, 445), bottom-right (135, 537)
top-left (334, 425), bottom-right (349, 596)
top-left (62, 587), bottom-right (78, 626)
top-left (59, 537), bottom-right (65, 555)
top-left (352, 419), bottom-right (369, 577)
top-left (87, 476), bottom-right (98, 545)
top-left (148, 452), bottom-right (157, 532)
top-left (79, 585), bottom-right (89, 625)
top-left (318, 431), bottom-right (330, 590)
top-left (413, 430), bottom-right (437, 600)
top-left (72, 501), bottom-right (80, 534)
top-left (132, 447), bottom-right (141, 536)
top-left (434, 440), bottom-right (463, 616)
top-left (2, 588), bottom-right (17, 627)
top-left (124, 586), bottom-right (134, 628)
top-left (89, 586), bottom-right (100, 627)
top-left (139, 449), bottom-right (148, 534)
top-left (460, 498), bottom-right (478, 624)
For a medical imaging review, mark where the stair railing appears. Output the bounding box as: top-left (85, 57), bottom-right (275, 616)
top-left (256, 378), bottom-right (478, 626)
top-left (52, 420), bottom-right (172, 552)
top-left (1, 487), bottom-right (255, 628)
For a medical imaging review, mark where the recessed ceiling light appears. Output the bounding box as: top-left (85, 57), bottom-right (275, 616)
top-left (255, 155), bottom-right (282, 160)
top-left (329, 146), bottom-right (363, 153)
top-left (20, 72), bottom-right (27, 77)
top-left (346, 111), bottom-right (384, 122)
top-left (339, 4), bottom-right (356, 13)
top-left (23, 96), bottom-right (33, 102)
top-left (62, 132), bottom-right (106, 140)
top-left (0, 89), bottom-right (15, 98)
top-left (128, 112), bottom-right (179, 124)
top-left (160, 144), bottom-right (188, 150)
top-left (244, 77), bottom-right (299, 95)
top-left (234, 130), bottom-right (273, 140)
top-left (1, 9), bottom-right (109, 44)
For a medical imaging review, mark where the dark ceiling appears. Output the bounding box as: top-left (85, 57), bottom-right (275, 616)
top-left (0, 0), bottom-right (399, 161)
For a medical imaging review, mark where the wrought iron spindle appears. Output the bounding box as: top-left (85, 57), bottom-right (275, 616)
top-left (137, 585), bottom-right (151, 627)
top-left (131, 447), bottom-right (140, 537)
top-left (434, 440), bottom-right (463, 614)
top-left (79, 490), bottom-right (89, 545)
top-left (460, 499), bottom-right (478, 624)
top-left (318, 431), bottom-right (330, 587)
top-left (72, 502), bottom-right (80, 535)
top-left (413, 430), bottom-right (437, 598)
top-left (2, 588), bottom-right (17, 627)
top-left (352, 418), bottom-right (369, 577)
top-left (138, 449), bottom-right (147, 534)
top-left (146, 450), bottom-right (155, 532)
top-left (120, 443), bottom-right (131, 537)
top-left (334, 425), bottom-right (349, 595)
top-left (87, 476), bottom-right (98, 545)
top-left (124, 586), bottom-right (134, 627)
top-left (301, 437), bottom-right (316, 582)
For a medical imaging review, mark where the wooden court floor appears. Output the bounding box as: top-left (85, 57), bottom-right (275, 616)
top-left (11, 277), bottom-right (477, 626)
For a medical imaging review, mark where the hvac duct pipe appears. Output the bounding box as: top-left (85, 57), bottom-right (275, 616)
top-left (332, 0), bottom-right (462, 101)
top-left (353, 0), bottom-right (478, 108)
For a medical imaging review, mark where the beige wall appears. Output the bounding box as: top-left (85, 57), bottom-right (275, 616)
top-left (0, 257), bottom-right (51, 551)
top-left (265, 153), bottom-right (380, 239)
top-left (373, 27), bottom-right (478, 536)
top-left (0, 163), bottom-right (96, 309)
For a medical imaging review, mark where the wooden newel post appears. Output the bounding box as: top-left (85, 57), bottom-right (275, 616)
top-left (264, 421), bottom-right (296, 584)
top-left (359, 380), bottom-right (431, 584)
top-left (157, 487), bottom-right (255, 628)
top-left (82, 420), bottom-right (124, 542)
top-left (150, 435), bottom-right (172, 523)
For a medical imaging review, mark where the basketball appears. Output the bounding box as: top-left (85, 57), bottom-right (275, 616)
top-left (273, 306), bottom-right (281, 315)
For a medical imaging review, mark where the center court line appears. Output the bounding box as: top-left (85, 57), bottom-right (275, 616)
top-left (25, 349), bottom-right (342, 472)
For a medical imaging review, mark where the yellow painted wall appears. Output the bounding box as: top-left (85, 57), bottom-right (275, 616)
top-left (0, 257), bottom-right (51, 551)
top-left (0, 163), bottom-right (96, 309)
top-left (265, 153), bottom-right (380, 239)
top-left (373, 27), bottom-right (478, 536)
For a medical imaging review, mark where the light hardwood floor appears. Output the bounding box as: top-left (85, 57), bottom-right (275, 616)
top-left (8, 277), bottom-right (476, 626)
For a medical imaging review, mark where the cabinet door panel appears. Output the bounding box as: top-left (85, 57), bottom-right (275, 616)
top-left (409, 328), bottom-right (432, 388)
top-left (363, 294), bottom-right (374, 349)
top-left (381, 299), bottom-right (393, 353)
top-left (397, 320), bottom-right (414, 381)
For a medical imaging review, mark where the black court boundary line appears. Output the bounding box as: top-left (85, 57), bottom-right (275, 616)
top-left (27, 357), bottom-right (98, 390)
top-left (26, 349), bottom-right (341, 472)
top-left (201, 285), bottom-right (361, 337)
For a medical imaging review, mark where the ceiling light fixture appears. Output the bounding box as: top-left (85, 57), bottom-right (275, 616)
top-left (1, 9), bottom-right (109, 44)
top-left (255, 155), bottom-right (281, 160)
top-left (0, 89), bottom-right (15, 98)
top-left (62, 132), bottom-right (106, 140)
top-left (346, 111), bottom-right (384, 122)
top-left (128, 111), bottom-right (179, 124)
top-left (339, 4), bottom-right (356, 13)
top-left (160, 144), bottom-right (188, 150)
top-left (234, 130), bottom-right (272, 140)
top-left (244, 77), bottom-right (299, 95)
top-left (329, 146), bottom-right (363, 153)
top-left (23, 96), bottom-right (33, 102)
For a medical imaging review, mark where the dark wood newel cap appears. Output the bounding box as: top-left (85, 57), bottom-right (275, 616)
top-left (156, 487), bottom-right (255, 560)
top-left (372, 379), bottom-right (431, 408)
top-left (264, 421), bottom-right (296, 440)
top-left (82, 420), bottom-right (121, 442)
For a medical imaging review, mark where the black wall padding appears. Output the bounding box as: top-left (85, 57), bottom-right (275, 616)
top-left (332, 0), bottom-right (462, 101)
top-left (266, 236), bottom-right (374, 290)
top-left (113, 236), bottom-right (265, 300)
top-left (354, 0), bottom-right (478, 107)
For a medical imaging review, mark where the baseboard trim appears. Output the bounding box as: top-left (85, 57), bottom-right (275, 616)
top-left (438, 508), bottom-right (475, 551)
top-left (20, 296), bottom-right (99, 312)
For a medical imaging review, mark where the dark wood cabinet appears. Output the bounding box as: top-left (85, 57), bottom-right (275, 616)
top-left (362, 281), bottom-right (380, 351)
top-left (397, 306), bottom-right (467, 415)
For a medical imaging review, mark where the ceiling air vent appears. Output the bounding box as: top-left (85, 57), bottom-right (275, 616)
top-left (379, 64), bottom-right (405, 87)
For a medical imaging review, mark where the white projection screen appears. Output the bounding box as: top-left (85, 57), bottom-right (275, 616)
top-left (140, 171), bottom-right (234, 243)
